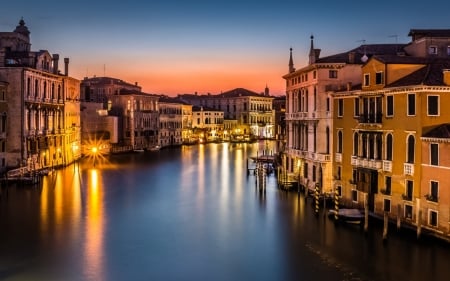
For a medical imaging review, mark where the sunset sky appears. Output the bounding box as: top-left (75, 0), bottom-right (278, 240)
top-left (2, 1), bottom-right (450, 96)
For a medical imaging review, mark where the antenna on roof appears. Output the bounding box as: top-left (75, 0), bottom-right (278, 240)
top-left (356, 39), bottom-right (368, 62)
top-left (388, 35), bottom-right (398, 43)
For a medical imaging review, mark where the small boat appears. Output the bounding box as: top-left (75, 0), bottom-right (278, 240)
top-left (133, 148), bottom-right (145, 153)
top-left (328, 208), bottom-right (364, 224)
top-left (149, 145), bottom-right (160, 151)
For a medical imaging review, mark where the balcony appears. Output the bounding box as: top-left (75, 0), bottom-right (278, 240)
top-left (402, 194), bottom-right (413, 201)
top-left (425, 194), bottom-right (438, 203)
top-left (380, 188), bottom-right (391, 195)
top-left (383, 160), bottom-right (392, 172)
top-left (357, 113), bottom-right (382, 124)
top-left (404, 163), bottom-right (414, 176)
top-left (335, 153), bottom-right (342, 163)
top-left (351, 156), bottom-right (358, 166)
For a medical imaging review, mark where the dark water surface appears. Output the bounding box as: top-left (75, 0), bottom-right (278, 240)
top-left (1, 142), bottom-right (449, 281)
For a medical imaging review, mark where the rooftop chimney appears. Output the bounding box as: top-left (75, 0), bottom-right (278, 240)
top-left (52, 54), bottom-right (59, 74)
top-left (348, 52), bottom-right (355, 64)
top-left (64, 58), bottom-right (69, 76)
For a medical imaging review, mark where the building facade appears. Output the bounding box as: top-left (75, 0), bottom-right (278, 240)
top-left (159, 97), bottom-right (184, 148)
top-left (332, 29), bottom-right (450, 238)
top-left (283, 36), bottom-right (404, 194)
top-left (192, 106), bottom-right (224, 142)
top-left (0, 19), bottom-right (81, 174)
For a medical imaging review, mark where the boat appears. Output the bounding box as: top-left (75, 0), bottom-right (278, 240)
top-left (149, 145), bottom-right (160, 151)
top-left (133, 148), bottom-right (145, 153)
top-left (328, 208), bottom-right (364, 224)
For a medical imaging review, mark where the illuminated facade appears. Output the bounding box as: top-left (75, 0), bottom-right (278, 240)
top-left (159, 97), bottom-right (184, 148)
top-left (192, 106), bottom-right (224, 142)
top-left (108, 90), bottom-right (159, 151)
top-left (0, 19), bottom-right (81, 173)
top-left (282, 36), bottom-right (403, 194)
top-left (178, 87), bottom-right (275, 140)
top-left (332, 29), bottom-right (450, 237)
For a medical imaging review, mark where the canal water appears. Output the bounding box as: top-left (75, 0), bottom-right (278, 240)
top-left (0, 142), bottom-right (449, 281)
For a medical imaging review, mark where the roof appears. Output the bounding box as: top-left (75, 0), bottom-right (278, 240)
top-left (408, 29), bottom-right (450, 39)
top-left (219, 88), bottom-right (273, 98)
top-left (423, 124), bottom-right (450, 138)
top-left (316, 44), bottom-right (406, 64)
top-left (192, 105), bottom-right (223, 112)
top-left (388, 59), bottom-right (450, 87)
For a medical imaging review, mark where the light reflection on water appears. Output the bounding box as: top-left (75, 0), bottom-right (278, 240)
top-left (0, 141), bottom-right (449, 281)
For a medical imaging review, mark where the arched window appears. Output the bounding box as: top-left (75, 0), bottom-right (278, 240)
top-left (386, 134), bottom-right (393, 161)
top-left (353, 132), bottom-right (359, 156)
top-left (337, 131), bottom-right (343, 153)
top-left (407, 135), bottom-right (415, 163)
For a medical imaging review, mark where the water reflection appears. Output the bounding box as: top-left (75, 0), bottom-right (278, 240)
top-left (83, 169), bottom-right (105, 281)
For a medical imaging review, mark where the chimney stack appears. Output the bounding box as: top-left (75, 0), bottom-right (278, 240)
top-left (64, 58), bottom-right (69, 76)
top-left (347, 82), bottom-right (352, 91)
top-left (444, 69), bottom-right (450, 86)
top-left (52, 54), bottom-right (59, 74)
top-left (348, 52), bottom-right (355, 64)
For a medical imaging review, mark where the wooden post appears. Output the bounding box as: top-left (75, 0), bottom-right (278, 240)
top-left (417, 209), bottom-right (422, 239)
top-left (364, 193), bottom-right (369, 232)
top-left (334, 187), bottom-right (339, 221)
top-left (315, 183), bottom-right (319, 215)
top-left (383, 212), bottom-right (388, 240)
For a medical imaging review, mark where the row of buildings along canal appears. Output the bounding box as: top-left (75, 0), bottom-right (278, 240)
top-left (2, 18), bottom-right (450, 243)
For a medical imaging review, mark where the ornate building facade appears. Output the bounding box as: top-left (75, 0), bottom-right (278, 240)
top-left (0, 19), bottom-right (81, 174)
top-left (332, 29), bottom-right (450, 237)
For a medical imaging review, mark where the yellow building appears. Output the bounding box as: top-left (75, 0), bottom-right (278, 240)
top-left (283, 36), bottom-right (404, 194)
top-left (332, 29), bottom-right (450, 237)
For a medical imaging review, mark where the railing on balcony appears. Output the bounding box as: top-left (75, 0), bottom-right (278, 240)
top-left (383, 160), bottom-right (392, 172)
top-left (351, 156), bottom-right (357, 166)
top-left (404, 163), bottom-right (414, 176)
top-left (357, 113), bottom-right (382, 124)
top-left (402, 193), bottom-right (413, 201)
top-left (425, 194), bottom-right (438, 203)
top-left (335, 153), bottom-right (342, 163)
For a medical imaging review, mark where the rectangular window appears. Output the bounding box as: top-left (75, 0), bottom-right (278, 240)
top-left (429, 46), bottom-right (438, 55)
top-left (312, 165), bottom-right (316, 182)
top-left (337, 185), bottom-right (342, 196)
top-left (329, 70), bottom-right (338, 79)
top-left (351, 190), bottom-right (358, 202)
top-left (385, 176), bottom-right (392, 195)
top-left (337, 99), bottom-right (343, 117)
top-left (405, 205), bottom-right (413, 219)
top-left (430, 143), bottom-right (439, 166)
top-left (386, 95), bottom-right (394, 117)
top-left (427, 95), bottom-right (439, 116)
top-left (304, 163), bottom-right (308, 179)
top-left (407, 93), bottom-right (416, 116)
top-left (354, 98), bottom-right (359, 117)
top-left (405, 180), bottom-right (413, 200)
top-left (430, 181), bottom-right (439, 202)
top-left (383, 199), bottom-right (391, 212)
top-left (429, 210), bottom-right (438, 227)
top-left (336, 166), bottom-right (341, 180)
top-left (326, 98), bottom-right (330, 112)
top-left (375, 71), bottom-right (384, 85)
top-left (363, 73), bottom-right (370, 87)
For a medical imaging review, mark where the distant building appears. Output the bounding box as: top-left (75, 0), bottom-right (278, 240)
top-left (80, 76), bottom-right (141, 103)
top-left (179, 87), bottom-right (275, 140)
top-left (192, 106), bottom-right (224, 142)
top-left (0, 19), bottom-right (81, 174)
top-left (158, 96), bottom-right (187, 148)
top-left (108, 90), bottom-right (159, 151)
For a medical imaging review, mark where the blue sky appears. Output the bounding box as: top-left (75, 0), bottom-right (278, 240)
top-left (2, 1), bottom-right (450, 95)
